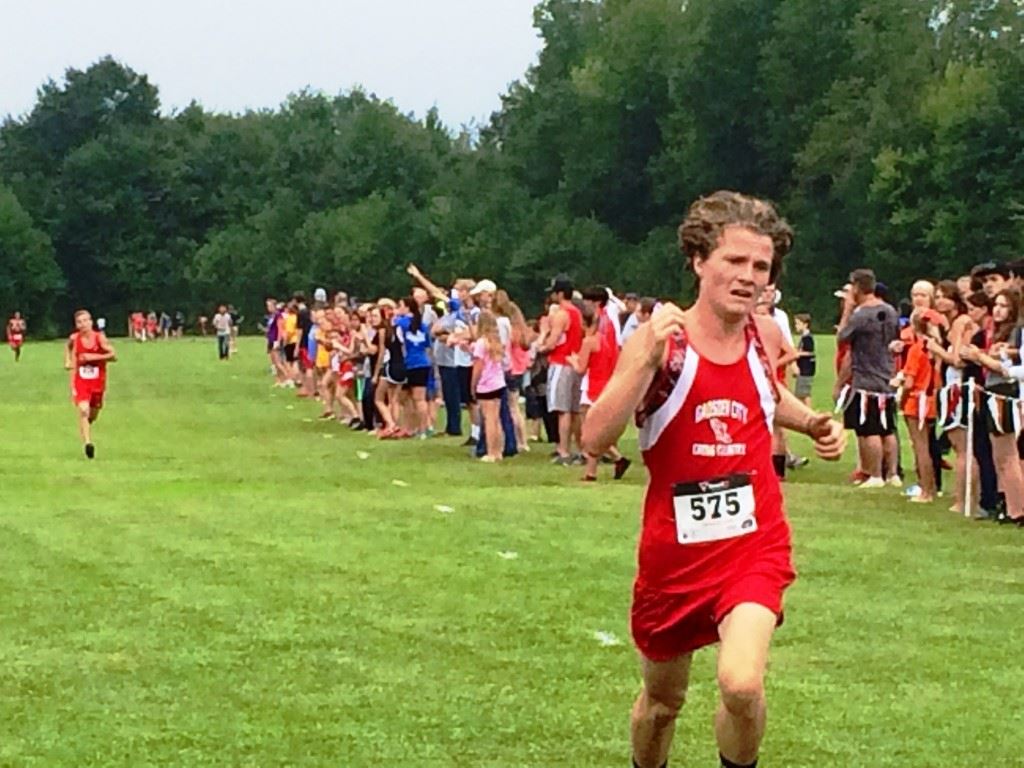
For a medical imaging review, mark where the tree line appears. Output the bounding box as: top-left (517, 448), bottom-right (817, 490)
top-left (2, 0), bottom-right (1023, 335)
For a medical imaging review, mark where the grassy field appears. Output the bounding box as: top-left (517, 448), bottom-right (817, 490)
top-left (1, 335), bottom-right (1022, 767)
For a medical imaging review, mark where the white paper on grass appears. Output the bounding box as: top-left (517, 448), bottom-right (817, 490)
top-left (391, 479), bottom-right (410, 487)
top-left (593, 630), bottom-right (623, 647)
top-left (356, 451), bottom-right (370, 460)
top-left (322, 434), bottom-right (334, 439)
top-left (497, 551), bottom-right (519, 560)
top-left (433, 504), bottom-right (454, 514)
top-left (302, 418), bottom-right (314, 423)
top-left (285, 405), bottom-right (295, 410)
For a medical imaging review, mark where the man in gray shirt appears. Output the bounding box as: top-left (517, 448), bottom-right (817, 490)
top-left (837, 269), bottom-right (900, 488)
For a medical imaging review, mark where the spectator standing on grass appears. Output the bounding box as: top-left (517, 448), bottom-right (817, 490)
top-left (568, 304), bottom-right (630, 482)
top-left (524, 323), bottom-right (556, 444)
top-left (961, 288), bottom-right (1024, 526)
top-left (931, 282), bottom-right (978, 515)
top-left (295, 296), bottom-right (315, 397)
top-left (620, 292), bottom-right (641, 343)
top-left (759, 285), bottom-right (804, 475)
top-left (837, 269), bottom-right (901, 489)
top-left (793, 313), bottom-right (815, 407)
top-left (893, 311), bottom-right (941, 504)
top-left (395, 295), bottom-right (434, 439)
top-left (212, 304), bottom-right (232, 360)
top-left (471, 311), bottom-right (507, 463)
top-left (965, 263), bottom-right (1005, 517)
top-left (495, 290), bottom-right (533, 452)
top-left (537, 274), bottom-right (584, 465)
top-left (358, 306), bottom-right (383, 432)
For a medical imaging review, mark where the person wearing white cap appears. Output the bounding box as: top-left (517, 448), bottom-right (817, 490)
top-left (469, 279), bottom-right (497, 311)
top-left (314, 287), bottom-right (328, 305)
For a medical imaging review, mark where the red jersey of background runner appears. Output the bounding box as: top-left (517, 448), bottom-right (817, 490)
top-left (586, 317), bottom-right (619, 401)
top-left (71, 331), bottom-right (109, 404)
top-left (7, 320), bottom-right (24, 347)
top-left (631, 321), bottom-right (795, 659)
top-left (549, 302), bottom-right (583, 365)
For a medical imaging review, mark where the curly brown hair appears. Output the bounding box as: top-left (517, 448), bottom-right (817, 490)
top-left (678, 190), bottom-right (794, 283)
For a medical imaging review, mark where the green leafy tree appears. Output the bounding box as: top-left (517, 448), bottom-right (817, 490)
top-left (0, 185), bottom-right (63, 330)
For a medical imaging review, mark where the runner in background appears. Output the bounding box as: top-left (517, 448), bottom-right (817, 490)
top-left (6, 311), bottom-right (26, 362)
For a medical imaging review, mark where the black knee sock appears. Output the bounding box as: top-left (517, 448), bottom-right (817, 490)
top-left (772, 453), bottom-right (786, 479)
top-left (720, 755), bottom-right (757, 768)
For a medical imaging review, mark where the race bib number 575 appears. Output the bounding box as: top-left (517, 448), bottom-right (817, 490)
top-left (672, 473), bottom-right (757, 545)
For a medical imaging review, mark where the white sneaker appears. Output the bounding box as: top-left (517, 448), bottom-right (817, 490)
top-left (859, 477), bottom-right (886, 489)
top-left (888, 475), bottom-right (904, 488)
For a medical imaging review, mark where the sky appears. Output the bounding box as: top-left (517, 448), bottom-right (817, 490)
top-left (0, 0), bottom-right (544, 127)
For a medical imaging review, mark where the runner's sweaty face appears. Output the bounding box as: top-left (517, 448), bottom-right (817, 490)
top-left (75, 312), bottom-right (93, 334)
top-left (693, 226), bottom-right (773, 323)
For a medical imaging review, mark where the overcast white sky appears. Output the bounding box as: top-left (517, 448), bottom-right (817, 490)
top-left (0, 0), bottom-right (543, 127)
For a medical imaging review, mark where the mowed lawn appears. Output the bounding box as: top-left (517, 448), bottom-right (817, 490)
top-left (1, 335), bottom-right (1022, 767)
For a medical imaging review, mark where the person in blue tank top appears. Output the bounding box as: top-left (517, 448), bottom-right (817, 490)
top-left (395, 296), bottom-right (434, 438)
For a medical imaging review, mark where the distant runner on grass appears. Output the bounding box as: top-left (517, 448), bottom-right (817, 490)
top-left (64, 309), bottom-right (117, 460)
top-left (7, 311), bottom-right (26, 362)
top-left (582, 191), bottom-right (845, 768)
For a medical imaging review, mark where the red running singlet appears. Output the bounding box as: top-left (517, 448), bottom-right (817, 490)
top-left (71, 332), bottom-right (109, 407)
top-left (629, 318), bottom-right (795, 660)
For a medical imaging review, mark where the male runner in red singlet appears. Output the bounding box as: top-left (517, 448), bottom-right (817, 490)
top-left (64, 310), bottom-right (117, 459)
top-left (7, 311), bottom-right (26, 362)
top-left (538, 274), bottom-right (585, 464)
top-left (582, 191), bottom-right (845, 768)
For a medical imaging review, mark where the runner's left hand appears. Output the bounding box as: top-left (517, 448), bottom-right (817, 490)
top-left (806, 412), bottom-right (845, 461)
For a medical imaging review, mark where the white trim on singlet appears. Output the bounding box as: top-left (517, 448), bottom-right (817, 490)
top-left (746, 344), bottom-right (776, 434)
top-left (638, 346), bottom-right (699, 451)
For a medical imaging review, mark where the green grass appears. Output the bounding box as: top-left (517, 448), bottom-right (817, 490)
top-left (1, 335), bottom-right (1021, 767)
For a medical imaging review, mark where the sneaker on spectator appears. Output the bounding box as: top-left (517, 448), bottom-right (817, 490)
top-left (849, 469), bottom-right (870, 485)
top-left (903, 484), bottom-right (921, 497)
top-left (551, 454), bottom-right (573, 466)
top-left (859, 477), bottom-right (886, 489)
top-left (887, 475), bottom-right (903, 488)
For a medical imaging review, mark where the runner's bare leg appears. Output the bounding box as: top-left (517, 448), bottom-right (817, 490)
top-left (715, 602), bottom-right (777, 765)
top-left (631, 653), bottom-right (692, 768)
